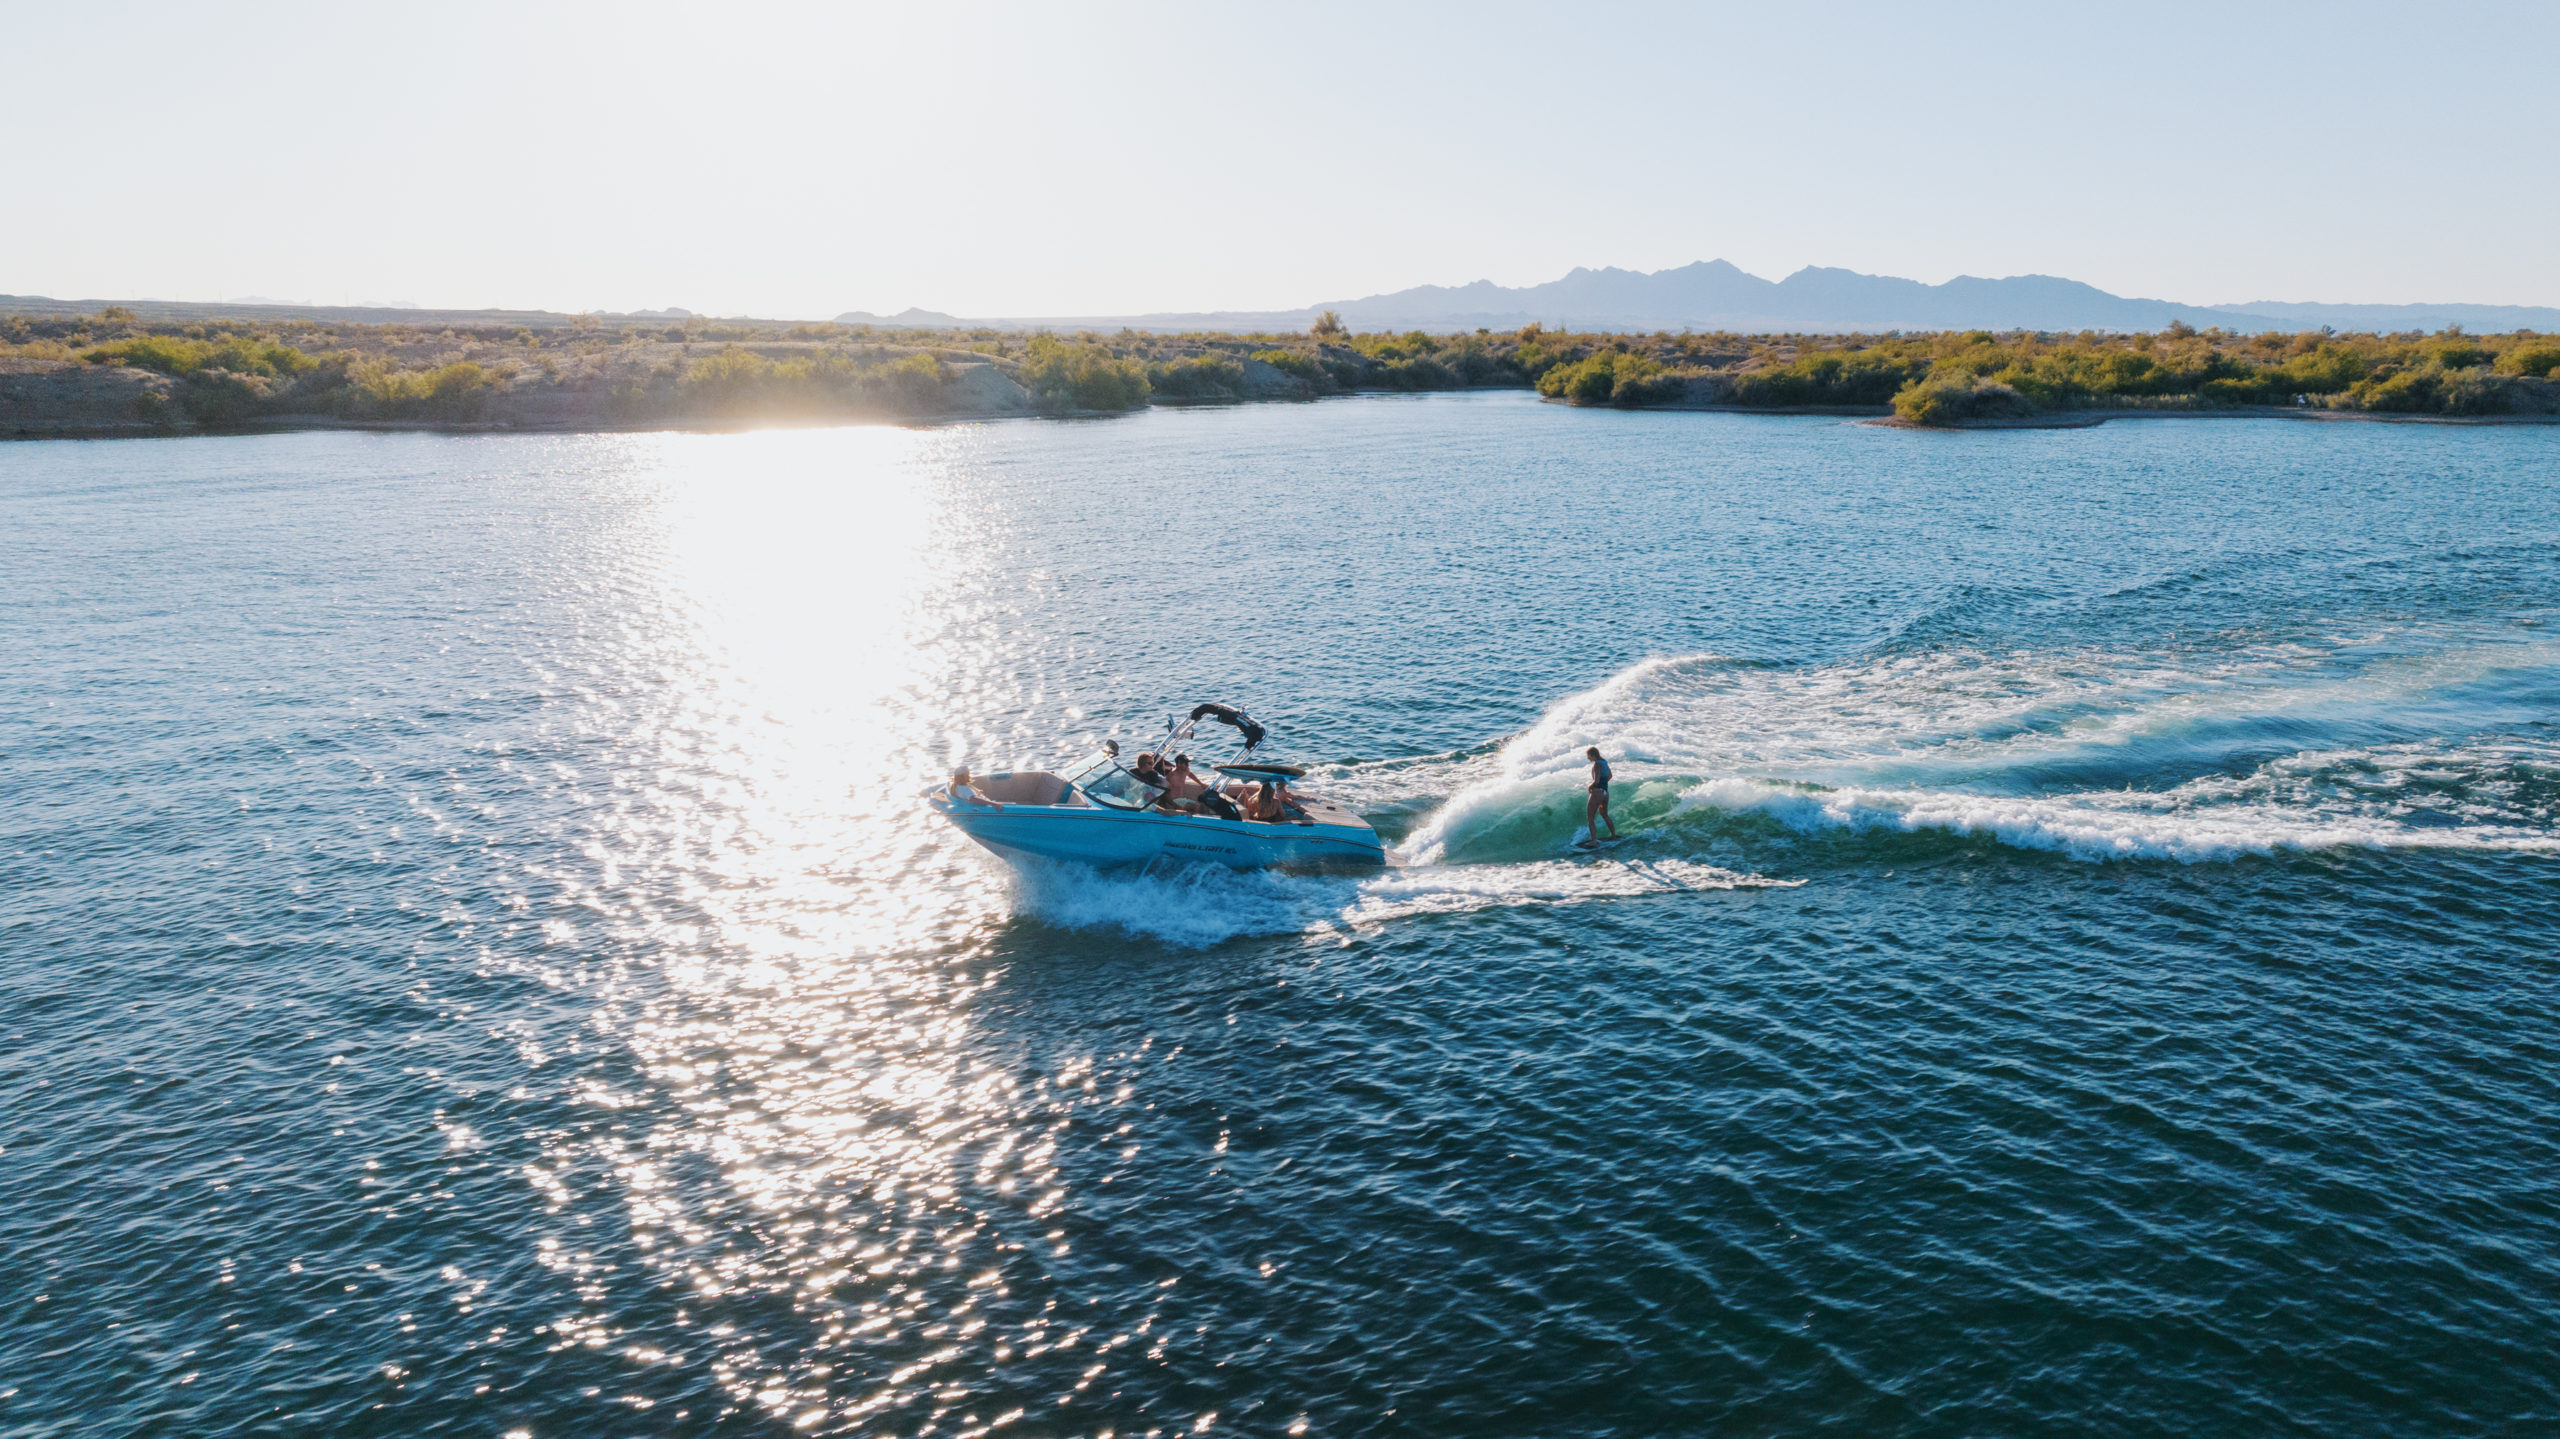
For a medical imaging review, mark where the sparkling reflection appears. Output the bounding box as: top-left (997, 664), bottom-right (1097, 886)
top-left (512, 425), bottom-right (1164, 1433)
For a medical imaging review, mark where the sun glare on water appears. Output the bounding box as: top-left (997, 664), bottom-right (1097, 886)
top-left (527, 425), bottom-right (1109, 1429)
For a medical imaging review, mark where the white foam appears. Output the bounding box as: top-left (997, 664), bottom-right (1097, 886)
top-left (1403, 634), bottom-right (2560, 867)
top-left (1006, 852), bottom-right (1798, 949)
top-left (1674, 775), bottom-right (2560, 863)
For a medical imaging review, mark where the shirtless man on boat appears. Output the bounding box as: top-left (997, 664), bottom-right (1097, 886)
top-left (1148, 754), bottom-right (1241, 819)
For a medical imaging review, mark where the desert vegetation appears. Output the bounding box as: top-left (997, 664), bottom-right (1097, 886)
top-left (1872, 324), bottom-right (2560, 423)
top-left (1520, 324), bottom-right (2560, 423)
top-left (0, 311), bottom-right (1173, 435)
top-left (4, 306), bottom-right (2554, 438)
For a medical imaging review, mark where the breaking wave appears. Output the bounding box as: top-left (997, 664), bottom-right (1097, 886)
top-left (1399, 629), bottom-right (2560, 867)
top-left (1001, 624), bottom-right (2558, 942)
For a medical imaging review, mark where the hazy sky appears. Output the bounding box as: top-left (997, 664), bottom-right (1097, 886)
top-left (9, 1), bottom-right (2556, 317)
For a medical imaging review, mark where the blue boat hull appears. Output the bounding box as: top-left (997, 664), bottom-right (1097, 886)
top-left (931, 797), bottom-right (1387, 871)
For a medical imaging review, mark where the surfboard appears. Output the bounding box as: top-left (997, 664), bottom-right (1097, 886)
top-left (1571, 835), bottom-right (1626, 853)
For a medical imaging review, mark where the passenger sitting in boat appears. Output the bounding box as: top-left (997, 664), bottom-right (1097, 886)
top-left (1142, 753), bottom-right (1188, 812)
top-left (1243, 781), bottom-right (1285, 822)
top-left (1261, 780), bottom-right (1315, 824)
top-left (1162, 756), bottom-right (1243, 819)
top-left (948, 767), bottom-right (1002, 811)
top-left (1130, 751), bottom-right (1164, 786)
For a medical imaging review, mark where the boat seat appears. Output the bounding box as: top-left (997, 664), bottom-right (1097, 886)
top-left (967, 771), bottom-right (1073, 805)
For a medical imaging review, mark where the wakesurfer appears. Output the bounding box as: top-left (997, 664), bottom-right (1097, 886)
top-left (1584, 747), bottom-right (1619, 844)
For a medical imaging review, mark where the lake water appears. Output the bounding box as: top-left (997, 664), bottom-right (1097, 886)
top-left (5, 393), bottom-right (2558, 1436)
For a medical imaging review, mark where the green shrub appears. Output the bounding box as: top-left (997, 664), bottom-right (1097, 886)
top-left (1249, 348), bottom-right (1320, 381)
top-left (357, 360), bottom-right (493, 419)
top-left (86, 334), bottom-right (318, 378)
top-left (1731, 349), bottom-right (1926, 407)
top-left (1437, 344), bottom-right (1517, 386)
top-left (1513, 337), bottom-right (1562, 380)
top-left (86, 335), bottom-right (202, 374)
top-left (180, 370), bottom-right (267, 424)
top-left (2277, 342), bottom-right (2371, 394)
top-left (427, 361), bottom-right (491, 411)
top-left (1892, 371), bottom-right (2034, 425)
top-left (1534, 351), bottom-right (1677, 406)
top-left (1610, 362), bottom-right (1684, 406)
top-left (1147, 354), bottom-right (1245, 401)
top-left (668, 346), bottom-right (954, 416)
top-left (2347, 367), bottom-right (2441, 412)
top-left (1376, 356), bottom-right (1460, 391)
top-left (1565, 356), bottom-right (1620, 403)
top-left (2496, 343), bottom-right (2560, 379)
top-left (684, 346), bottom-right (779, 393)
top-left (1021, 337), bottom-right (1149, 412)
top-left (2435, 369), bottom-right (2517, 415)
top-left (1536, 353), bottom-right (1614, 403)
top-left (1537, 352), bottom-right (1617, 403)
top-left (873, 353), bottom-right (949, 412)
top-left (2197, 374), bottom-right (2283, 404)
top-left (1318, 352), bottom-right (1368, 390)
top-left (2427, 338), bottom-right (2488, 370)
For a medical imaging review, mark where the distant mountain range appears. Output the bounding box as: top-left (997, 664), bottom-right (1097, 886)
top-left (838, 262), bottom-right (2560, 336)
top-left (9, 263), bottom-right (2548, 338)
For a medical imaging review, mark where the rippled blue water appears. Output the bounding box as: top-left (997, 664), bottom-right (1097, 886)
top-left (5, 394), bottom-right (2559, 1436)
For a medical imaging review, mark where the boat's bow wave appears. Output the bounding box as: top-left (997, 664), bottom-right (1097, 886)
top-left (1004, 853), bottom-right (1798, 948)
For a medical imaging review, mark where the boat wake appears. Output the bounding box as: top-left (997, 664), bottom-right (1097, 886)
top-left (1001, 624), bottom-right (2559, 943)
top-left (1395, 631), bottom-right (2560, 866)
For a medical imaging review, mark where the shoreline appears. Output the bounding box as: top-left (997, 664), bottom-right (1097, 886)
top-left (13, 311), bottom-right (2556, 440)
top-left (1866, 405), bottom-right (2560, 429)
top-left (1, 401), bottom-right (1218, 443)
top-left (15, 388), bottom-right (2560, 443)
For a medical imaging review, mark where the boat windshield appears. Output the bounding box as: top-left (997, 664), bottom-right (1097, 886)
top-left (1069, 759), bottom-right (1159, 810)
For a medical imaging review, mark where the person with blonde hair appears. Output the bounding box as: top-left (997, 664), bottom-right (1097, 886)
top-left (1243, 781), bottom-right (1285, 823)
top-left (949, 767), bottom-right (1002, 812)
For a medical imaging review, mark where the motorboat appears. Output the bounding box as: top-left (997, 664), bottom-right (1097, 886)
top-left (927, 702), bottom-right (1388, 871)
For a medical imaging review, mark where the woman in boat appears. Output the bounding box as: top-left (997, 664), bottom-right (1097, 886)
top-left (1243, 781), bottom-right (1285, 823)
